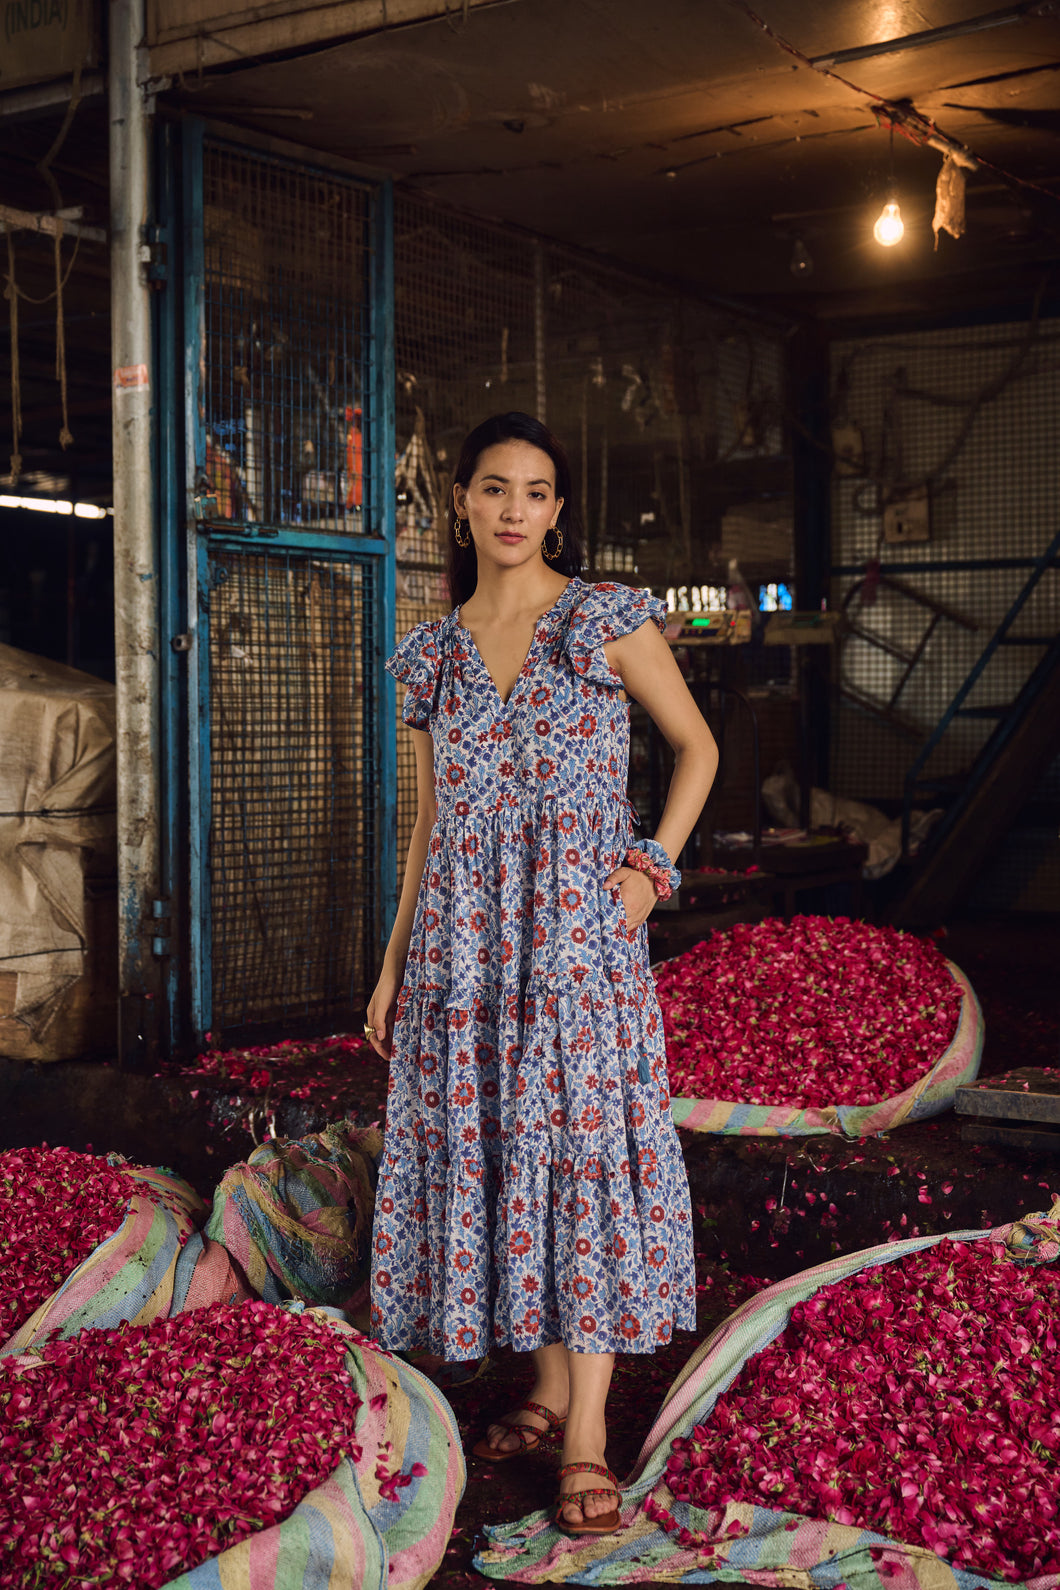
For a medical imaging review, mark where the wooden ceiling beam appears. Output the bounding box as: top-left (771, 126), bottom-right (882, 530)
top-left (147, 0), bottom-right (519, 78)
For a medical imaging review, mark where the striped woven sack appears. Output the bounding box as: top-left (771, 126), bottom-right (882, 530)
top-left (668, 958), bottom-right (983, 1137)
top-left (161, 1309), bottom-right (466, 1590)
top-left (204, 1123), bottom-right (382, 1309)
top-left (474, 1206), bottom-right (1059, 1588)
top-left (0, 1162), bottom-right (205, 1357)
top-left (171, 1231), bottom-right (258, 1313)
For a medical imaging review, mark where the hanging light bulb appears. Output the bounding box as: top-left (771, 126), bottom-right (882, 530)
top-left (873, 122), bottom-right (904, 247)
top-left (789, 237), bottom-right (814, 278)
top-left (873, 200), bottom-right (905, 247)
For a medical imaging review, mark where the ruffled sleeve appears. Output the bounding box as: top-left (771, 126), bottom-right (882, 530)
top-left (563, 581), bottom-right (667, 688)
top-left (386, 621), bottom-right (443, 729)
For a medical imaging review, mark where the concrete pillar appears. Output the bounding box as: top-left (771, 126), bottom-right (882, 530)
top-left (109, 0), bottom-right (161, 1067)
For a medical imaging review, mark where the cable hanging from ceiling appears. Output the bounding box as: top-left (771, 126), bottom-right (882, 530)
top-left (725, 0), bottom-right (1060, 233)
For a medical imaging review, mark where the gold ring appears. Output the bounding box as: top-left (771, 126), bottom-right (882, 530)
top-left (363, 1023), bottom-right (375, 1040)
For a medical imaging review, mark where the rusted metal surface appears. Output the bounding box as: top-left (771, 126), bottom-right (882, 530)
top-left (111, 0), bottom-right (162, 1066)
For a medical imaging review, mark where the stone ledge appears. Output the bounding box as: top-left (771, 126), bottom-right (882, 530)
top-left (679, 1111), bottom-right (1057, 1276)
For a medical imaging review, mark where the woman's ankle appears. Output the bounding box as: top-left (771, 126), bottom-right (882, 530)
top-left (562, 1408), bottom-right (607, 1454)
top-left (527, 1379), bottom-right (569, 1418)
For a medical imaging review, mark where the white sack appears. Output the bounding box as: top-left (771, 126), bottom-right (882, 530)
top-left (0, 646), bottom-right (116, 1039)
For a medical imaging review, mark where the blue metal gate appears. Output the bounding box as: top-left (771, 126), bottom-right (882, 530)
top-left (158, 123), bottom-right (395, 1049)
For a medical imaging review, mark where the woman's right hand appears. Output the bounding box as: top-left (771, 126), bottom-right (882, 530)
top-left (365, 969), bottom-right (401, 1060)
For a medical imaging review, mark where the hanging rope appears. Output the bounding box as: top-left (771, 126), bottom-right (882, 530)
top-left (1, 224), bottom-right (83, 481)
top-left (5, 229), bottom-right (22, 482)
top-left (53, 218), bottom-right (73, 449)
top-left (36, 63), bottom-right (82, 452)
top-left (1, 65), bottom-right (84, 481)
top-left (10, 230), bottom-right (82, 305)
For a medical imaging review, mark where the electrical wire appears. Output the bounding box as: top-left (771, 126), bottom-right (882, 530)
top-left (830, 272), bottom-right (1052, 516)
top-left (726, 0), bottom-right (1060, 208)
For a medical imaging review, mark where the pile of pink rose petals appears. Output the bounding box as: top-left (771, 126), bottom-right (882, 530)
top-left (662, 1236), bottom-right (1060, 1581)
top-left (0, 1302), bottom-right (364, 1588)
top-left (0, 1147), bottom-right (143, 1336)
top-left (657, 916), bottom-right (962, 1108)
top-left (175, 1031), bottom-right (374, 1099)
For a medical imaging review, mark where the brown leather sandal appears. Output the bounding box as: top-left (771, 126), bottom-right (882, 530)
top-left (554, 1461), bottom-right (622, 1536)
top-left (470, 1399), bottom-right (567, 1461)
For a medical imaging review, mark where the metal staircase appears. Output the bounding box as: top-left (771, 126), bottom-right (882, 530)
top-left (892, 525), bottom-right (1060, 926)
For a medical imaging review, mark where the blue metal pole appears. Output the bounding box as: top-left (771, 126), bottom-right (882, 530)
top-left (181, 118), bottom-right (211, 1044)
top-left (154, 121), bottom-right (183, 1055)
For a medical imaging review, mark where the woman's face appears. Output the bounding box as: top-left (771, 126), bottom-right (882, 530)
top-left (454, 440), bottom-right (564, 573)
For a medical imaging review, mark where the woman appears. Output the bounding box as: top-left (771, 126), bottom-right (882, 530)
top-left (366, 412), bottom-right (718, 1535)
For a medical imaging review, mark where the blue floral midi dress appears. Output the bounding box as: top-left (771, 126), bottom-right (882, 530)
top-left (370, 578), bottom-right (695, 1361)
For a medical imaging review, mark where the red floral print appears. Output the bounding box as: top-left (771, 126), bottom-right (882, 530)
top-left (374, 581), bottom-right (695, 1359)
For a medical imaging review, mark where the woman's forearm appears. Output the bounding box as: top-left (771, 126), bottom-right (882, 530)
top-left (609, 622), bottom-right (720, 867)
top-left (382, 814), bottom-right (434, 977)
top-left (651, 734), bottom-right (720, 864)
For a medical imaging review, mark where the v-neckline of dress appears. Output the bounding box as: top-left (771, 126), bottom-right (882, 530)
top-left (455, 578), bottom-right (581, 710)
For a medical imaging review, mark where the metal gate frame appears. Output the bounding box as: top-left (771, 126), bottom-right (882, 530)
top-left (156, 117), bottom-right (396, 1054)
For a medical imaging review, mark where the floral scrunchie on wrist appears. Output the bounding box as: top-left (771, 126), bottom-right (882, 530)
top-left (624, 838), bottom-right (681, 901)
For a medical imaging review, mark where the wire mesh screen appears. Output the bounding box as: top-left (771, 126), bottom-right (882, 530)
top-left (391, 191), bottom-right (792, 864)
top-left (716, 329), bottom-right (787, 465)
top-left (206, 548), bottom-right (375, 1031)
top-left (390, 205), bottom-right (534, 869)
top-left (202, 143), bottom-right (376, 534)
top-left (830, 316), bottom-right (1060, 803)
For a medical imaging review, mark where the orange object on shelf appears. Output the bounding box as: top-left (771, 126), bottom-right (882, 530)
top-left (345, 405), bottom-right (363, 509)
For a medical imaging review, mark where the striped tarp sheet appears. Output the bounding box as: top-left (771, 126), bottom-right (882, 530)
top-left (0, 1164), bottom-right (205, 1356)
top-left (669, 959), bottom-right (983, 1137)
top-left (474, 1220), bottom-right (1051, 1588)
top-left (162, 1311), bottom-right (465, 1590)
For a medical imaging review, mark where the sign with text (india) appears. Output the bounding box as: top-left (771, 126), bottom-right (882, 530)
top-left (1, 0), bottom-right (98, 91)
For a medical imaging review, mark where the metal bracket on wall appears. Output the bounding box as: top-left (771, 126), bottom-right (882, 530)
top-left (142, 224), bottom-right (168, 288)
top-left (194, 514), bottom-right (280, 539)
top-left (197, 562), bottom-right (229, 613)
top-left (151, 897), bottom-right (172, 959)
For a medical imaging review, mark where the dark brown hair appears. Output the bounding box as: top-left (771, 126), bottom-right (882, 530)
top-left (446, 412), bottom-right (585, 605)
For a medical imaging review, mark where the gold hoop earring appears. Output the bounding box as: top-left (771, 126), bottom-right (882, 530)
top-left (544, 524), bottom-right (563, 561)
top-left (454, 518), bottom-right (470, 548)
